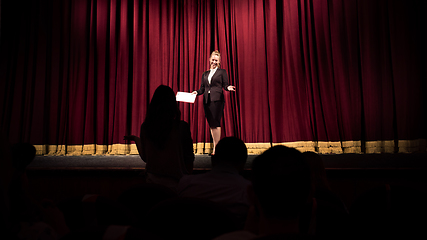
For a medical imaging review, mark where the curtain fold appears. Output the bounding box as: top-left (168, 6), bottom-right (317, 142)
top-left (1, 0), bottom-right (426, 155)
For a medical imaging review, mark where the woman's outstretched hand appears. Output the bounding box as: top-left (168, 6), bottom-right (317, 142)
top-left (227, 86), bottom-right (236, 91)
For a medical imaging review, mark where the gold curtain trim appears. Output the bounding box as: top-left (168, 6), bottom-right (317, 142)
top-left (34, 139), bottom-right (427, 156)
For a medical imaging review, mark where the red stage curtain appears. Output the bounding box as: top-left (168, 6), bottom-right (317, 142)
top-left (1, 0), bottom-right (426, 153)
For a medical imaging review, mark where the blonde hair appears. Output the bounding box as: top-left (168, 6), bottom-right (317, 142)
top-left (209, 50), bottom-right (221, 68)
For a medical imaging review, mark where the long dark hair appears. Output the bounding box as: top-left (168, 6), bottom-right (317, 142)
top-left (143, 85), bottom-right (180, 149)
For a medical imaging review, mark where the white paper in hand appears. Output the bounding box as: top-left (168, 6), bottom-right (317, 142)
top-left (176, 92), bottom-right (196, 103)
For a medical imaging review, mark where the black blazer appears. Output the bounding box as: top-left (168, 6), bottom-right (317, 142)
top-left (196, 68), bottom-right (230, 104)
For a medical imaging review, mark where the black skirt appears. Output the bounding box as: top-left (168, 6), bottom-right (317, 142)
top-left (203, 98), bottom-right (224, 128)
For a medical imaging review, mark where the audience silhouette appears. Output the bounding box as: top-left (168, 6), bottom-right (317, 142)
top-left (0, 134), bottom-right (14, 239)
top-left (216, 145), bottom-right (313, 239)
top-left (177, 137), bottom-right (251, 228)
top-left (117, 183), bottom-right (177, 227)
top-left (349, 184), bottom-right (427, 239)
top-left (299, 151), bottom-right (349, 238)
top-left (6, 142), bottom-right (70, 239)
top-left (144, 197), bottom-right (238, 240)
top-left (2, 132), bottom-right (426, 239)
top-left (125, 85), bottom-right (195, 191)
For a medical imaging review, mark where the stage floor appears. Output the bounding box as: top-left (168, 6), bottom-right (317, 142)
top-left (28, 153), bottom-right (427, 171)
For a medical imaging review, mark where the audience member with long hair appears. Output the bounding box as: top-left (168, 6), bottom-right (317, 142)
top-left (125, 85), bottom-right (195, 190)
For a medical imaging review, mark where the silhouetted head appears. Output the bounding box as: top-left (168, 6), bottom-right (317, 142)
top-left (302, 151), bottom-right (330, 193)
top-left (11, 143), bottom-right (36, 172)
top-left (251, 145), bottom-right (310, 220)
top-left (212, 137), bottom-right (247, 170)
top-left (146, 85), bottom-right (179, 122)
